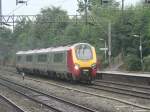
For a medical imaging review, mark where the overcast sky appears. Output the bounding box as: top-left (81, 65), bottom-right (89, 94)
top-left (2, 0), bottom-right (141, 15)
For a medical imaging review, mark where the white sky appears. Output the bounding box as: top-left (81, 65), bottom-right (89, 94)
top-left (2, 0), bottom-right (140, 15)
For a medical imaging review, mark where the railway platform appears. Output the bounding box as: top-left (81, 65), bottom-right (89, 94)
top-left (98, 71), bottom-right (150, 78)
top-left (97, 71), bottom-right (150, 86)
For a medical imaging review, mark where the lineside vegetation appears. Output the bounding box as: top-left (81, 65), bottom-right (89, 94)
top-left (0, 0), bottom-right (150, 71)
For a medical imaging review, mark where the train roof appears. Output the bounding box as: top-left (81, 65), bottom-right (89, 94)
top-left (16, 43), bottom-right (93, 55)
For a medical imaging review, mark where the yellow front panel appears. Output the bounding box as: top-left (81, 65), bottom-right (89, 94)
top-left (72, 46), bottom-right (97, 67)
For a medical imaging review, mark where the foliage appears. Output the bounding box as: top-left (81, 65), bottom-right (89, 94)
top-left (77, 0), bottom-right (119, 13)
top-left (0, 1), bottom-right (150, 71)
top-left (0, 27), bottom-right (12, 60)
top-left (143, 55), bottom-right (150, 72)
top-left (125, 54), bottom-right (141, 71)
top-left (32, 7), bottom-right (69, 48)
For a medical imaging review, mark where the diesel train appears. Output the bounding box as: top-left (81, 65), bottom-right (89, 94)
top-left (16, 43), bottom-right (97, 83)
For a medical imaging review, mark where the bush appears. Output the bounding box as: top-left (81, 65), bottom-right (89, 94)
top-left (125, 54), bottom-right (141, 71)
top-left (102, 60), bottom-right (109, 69)
top-left (143, 55), bottom-right (150, 72)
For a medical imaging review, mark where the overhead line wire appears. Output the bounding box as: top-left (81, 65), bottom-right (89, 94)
top-left (7, 0), bottom-right (70, 15)
top-left (7, 0), bottom-right (32, 15)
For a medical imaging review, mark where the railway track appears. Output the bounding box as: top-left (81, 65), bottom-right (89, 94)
top-left (87, 80), bottom-right (150, 100)
top-left (0, 77), bottom-right (98, 112)
top-left (95, 79), bottom-right (150, 90)
top-left (1, 67), bottom-right (150, 111)
top-left (0, 94), bottom-right (25, 112)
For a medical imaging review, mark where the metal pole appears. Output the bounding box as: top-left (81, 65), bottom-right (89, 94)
top-left (0, 0), bottom-right (2, 26)
top-left (104, 40), bottom-right (107, 62)
top-left (139, 34), bottom-right (144, 71)
top-left (84, 0), bottom-right (88, 25)
top-left (0, 0), bottom-right (1, 15)
top-left (99, 38), bottom-right (107, 63)
top-left (133, 34), bottom-right (144, 71)
top-left (122, 0), bottom-right (124, 13)
top-left (13, 14), bottom-right (15, 32)
top-left (108, 21), bottom-right (111, 68)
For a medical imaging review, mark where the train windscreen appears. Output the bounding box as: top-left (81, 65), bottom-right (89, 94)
top-left (75, 44), bottom-right (93, 60)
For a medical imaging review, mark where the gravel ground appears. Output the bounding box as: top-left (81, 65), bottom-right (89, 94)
top-left (101, 74), bottom-right (150, 86)
top-left (0, 68), bottom-right (149, 112)
top-left (0, 95), bottom-right (21, 112)
top-left (0, 85), bottom-right (53, 112)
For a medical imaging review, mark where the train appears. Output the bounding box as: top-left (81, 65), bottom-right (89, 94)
top-left (16, 43), bottom-right (98, 83)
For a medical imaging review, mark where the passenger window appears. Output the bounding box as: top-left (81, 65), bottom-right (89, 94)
top-left (17, 56), bottom-right (21, 62)
top-left (26, 55), bottom-right (33, 62)
top-left (53, 53), bottom-right (64, 63)
top-left (38, 54), bottom-right (47, 62)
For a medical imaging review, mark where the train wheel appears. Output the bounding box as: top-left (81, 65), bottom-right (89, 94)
top-left (16, 69), bottom-right (21, 74)
top-left (70, 74), bottom-right (77, 83)
top-left (87, 76), bottom-right (92, 84)
top-left (87, 80), bottom-right (92, 84)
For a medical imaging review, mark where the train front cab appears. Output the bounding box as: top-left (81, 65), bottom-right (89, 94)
top-left (67, 43), bottom-right (97, 83)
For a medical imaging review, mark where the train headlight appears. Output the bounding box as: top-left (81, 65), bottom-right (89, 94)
top-left (91, 63), bottom-right (96, 69)
top-left (74, 64), bottom-right (80, 70)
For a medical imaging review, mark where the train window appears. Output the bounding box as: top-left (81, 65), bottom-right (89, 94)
top-left (26, 55), bottom-right (33, 62)
top-left (17, 56), bottom-right (21, 62)
top-left (38, 54), bottom-right (47, 62)
top-left (53, 53), bottom-right (64, 63)
top-left (75, 44), bottom-right (93, 60)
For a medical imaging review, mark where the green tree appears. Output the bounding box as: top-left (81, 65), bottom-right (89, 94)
top-left (6, 2), bottom-right (150, 71)
top-left (33, 7), bottom-right (69, 47)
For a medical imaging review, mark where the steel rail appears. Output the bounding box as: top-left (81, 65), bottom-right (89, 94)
top-left (4, 68), bottom-right (150, 98)
top-left (88, 83), bottom-right (150, 100)
top-left (0, 82), bottom-right (63, 112)
top-left (93, 80), bottom-right (150, 98)
top-left (95, 79), bottom-right (150, 90)
top-left (1, 68), bottom-right (150, 110)
top-left (0, 94), bottom-right (25, 112)
top-left (0, 77), bottom-right (98, 112)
